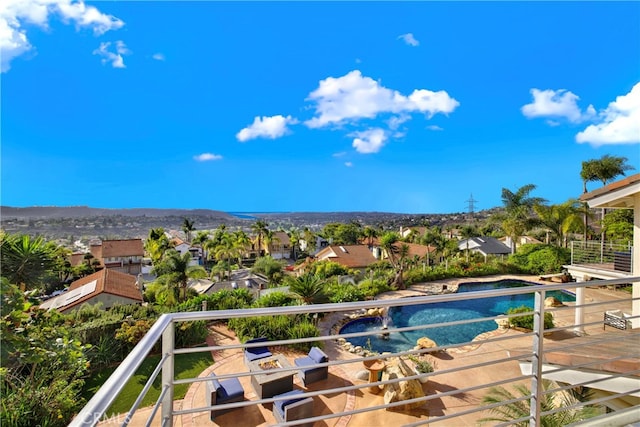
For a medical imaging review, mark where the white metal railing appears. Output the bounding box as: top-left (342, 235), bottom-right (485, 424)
top-left (70, 277), bottom-right (640, 427)
top-left (570, 241), bottom-right (634, 272)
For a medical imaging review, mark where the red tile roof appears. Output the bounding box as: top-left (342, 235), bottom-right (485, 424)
top-left (101, 239), bottom-right (144, 257)
top-left (62, 269), bottom-right (143, 311)
top-left (315, 245), bottom-right (377, 268)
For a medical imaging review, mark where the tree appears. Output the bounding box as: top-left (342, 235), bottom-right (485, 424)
top-left (480, 380), bottom-right (596, 426)
top-left (251, 255), bottom-right (284, 284)
top-left (459, 225), bottom-right (477, 262)
top-left (0, 232), bottom-right (62, 291)
top-left (499, 184), bottom-right (546, 253)
top-left (145, 227), bottom-right (172, 265)
top-left (181, 217), bottom-right (196, 243)
top-left (285, 273), bottom-right (329, 305)
top-left (533, 200), bottom-right (584, 247)
top-left (251, 220), bottom-right (269, 258)
top-left (232, 230), bottom-right (251, 266)
top-left (152, 250), bottom-right (207, 304)
top-left (602, 209), bottom-right (634, 244)
top-left (379, 232), bottom-right (409, 289)
top-left (363, 226), bottom-right (378, 248)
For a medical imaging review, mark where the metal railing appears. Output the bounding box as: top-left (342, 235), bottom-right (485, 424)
top-left (70, 277), bottom-right (640, 427)
top-left (570, 241), bottom-right (634, 273)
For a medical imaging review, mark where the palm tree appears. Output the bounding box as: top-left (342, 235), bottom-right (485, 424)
top-left (288, 228), bottom-right (301, 260)
top-left (286, 273), bottom-right (329, 305)
top-left (499, 184), bottom-right (546, 253)
top-left (145, 228), bottom-right (172, 264)
top-left (303, 227), bottom-right (316, 253)
top-left (181, 218), bottom-right (195, 243)
top-left (379, 232), bottom-right (409, 289)
top-left (251, 220), bottom-right (269, 258)
top-left (363, 226), bottom-right (378, 248)
top-left (0, 232), bottom-right (60, 291)
top-left (480, 380), bottom-right (596, 426)
top-left (459, 225), bottom-right (476, 262)
top-left (263, 229), bottom-right (280, 257)
top-left (581, 155), bottom-right (635, 244)
top-left (152, 250), bottom-right (207, 303)
top-left (232, 230), bottom-right (251, 267)
top-left (533, 200), bottom-right (584, 247)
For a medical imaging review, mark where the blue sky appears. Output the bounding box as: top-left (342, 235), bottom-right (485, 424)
top-left (2, 1), bottom-right (639, 214)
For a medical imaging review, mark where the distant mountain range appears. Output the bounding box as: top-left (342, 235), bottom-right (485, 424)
top-left (0, 206), bottom-right (236, 219)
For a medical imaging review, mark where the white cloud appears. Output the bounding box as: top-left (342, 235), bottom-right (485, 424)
top-left (351, 128), bottom-right (387, 154)
top-left (236, 115), bottom-right (299, 142)
top-left (427, 125), bottom-right (443, 131)
top-left (152, 52), bottom-right (165, 61)
top-left (398, 32), bottom-right (419, 47)
top-left (387, 114), bottom-right (411, 130)
top-left (576, 82), bottom-right (640, 145)
top-left (0, 0), bottom-right (124, 72)
top-left (194, 153), bottom-right (223, 162)
top-left (332, 151), bottom-right (347, 157)
top-left (521, 88), bottom-right (594, 123)
top-left (93, 40), bottom-right (129, 68)
top-left (305, 70), bottom-right (459, 128)
top-left (344, 161), bottom-right (353, 167)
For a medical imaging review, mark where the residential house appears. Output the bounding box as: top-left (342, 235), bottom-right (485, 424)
top-left (379, 242), bottom-right (437, 265)
top-left (39, 269), bottom-right (143, 314)
top-left (457, 236), bottom-right (511, 261)
top-left (399, 226), bottom-right (427, 241)
top-left (500, 235), bottom-right (542, 251)
top-left (307, 244), bottom-right (378, 273)
top-left (171, 236), bottom-right (203, 266)
top-left (299, 235), bottom-right (330, 255)
top-left (89, 239), bottom-right (144, 275)
top-left (264, 231), bottom-right (291, 260)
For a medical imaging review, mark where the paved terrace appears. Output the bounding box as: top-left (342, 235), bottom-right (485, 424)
top-left (98, 275), bottom-right (636, 427)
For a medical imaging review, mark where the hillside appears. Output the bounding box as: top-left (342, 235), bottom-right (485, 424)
top-left (0, 206), bottom-right (235, 220)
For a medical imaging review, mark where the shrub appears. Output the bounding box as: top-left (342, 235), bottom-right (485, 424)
top-left (254, 291), bottom-right (298, 308)
top-left (358, 279), bottom-right (392, 298)
top-left (508, 244), bottom-right (570, 275)
top-left (507, 305), bottom-right (554, 330)
top-left (327, 283), bottom-right (366, 303)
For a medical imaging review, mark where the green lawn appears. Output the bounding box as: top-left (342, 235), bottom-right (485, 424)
top-left (82, 350), bottom-right (213, 415)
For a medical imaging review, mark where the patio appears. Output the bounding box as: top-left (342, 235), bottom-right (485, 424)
top-left (95, 276), bottom-right (637, 427)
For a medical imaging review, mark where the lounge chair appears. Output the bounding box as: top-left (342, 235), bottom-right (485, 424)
top-left (272, 389), bottom-right (314, 427)
top-left (244, 336), bottom-right (273, 364)
top-left (205, 372), bottom-right (245, 420)
top-left (294, 346), bottom-right (329, 386)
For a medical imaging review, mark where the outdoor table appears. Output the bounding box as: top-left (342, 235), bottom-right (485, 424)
top-left (247, 354), bottom-right (295, 399)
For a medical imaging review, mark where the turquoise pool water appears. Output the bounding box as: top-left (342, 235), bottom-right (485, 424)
top-left (339, 280), bottom-right (575, 353)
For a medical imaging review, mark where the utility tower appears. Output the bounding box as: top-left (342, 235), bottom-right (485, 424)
top-left (466, 194), bottom-right (478, 217)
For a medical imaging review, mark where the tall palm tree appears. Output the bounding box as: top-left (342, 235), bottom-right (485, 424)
top-left (152, 250), bottom-right (206, 303)
top-left (145, 228), bottom-right (172, 264)
top-left (533, 200), bottom-right (584, 247)
top-left (581, 155), bottom-right (635, 243)
top-left (288, 228), bottom-right (301, 260)
top-left (231, 230), bottom-right (251, 267)
top-left (459, 225), bottom-right (476, 262)
top-left (181, 218), bottom-right (195, 243)
top-left (251, 220), bottom-right (269, 258)
top-left (363, 226), bottom-right (378, 248)
top-left (499, 184), bottom-right (546, 253)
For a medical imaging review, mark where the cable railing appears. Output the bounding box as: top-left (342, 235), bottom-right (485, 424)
top-left (570, 241), bottom-right (634, 273)
top-left (70, 277), bottom-right (640, 427)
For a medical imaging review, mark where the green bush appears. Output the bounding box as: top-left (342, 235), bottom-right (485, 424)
top-left (327, 283), bottom-right (366, 303)
top-left (358, 279), bottom-right (393, 298)
top-left (507, 305), bottom-right (554, 330)
top-left (508, 244), bottom-right (570, 275)
top-left (253, 291), bottom-right (298, 308)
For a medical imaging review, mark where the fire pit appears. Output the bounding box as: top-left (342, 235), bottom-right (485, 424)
top-left (259, 359), bottom-right (282, 370)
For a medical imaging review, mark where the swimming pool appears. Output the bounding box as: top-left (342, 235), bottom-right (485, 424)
top-left (339, 280), bottom-right (575, 353)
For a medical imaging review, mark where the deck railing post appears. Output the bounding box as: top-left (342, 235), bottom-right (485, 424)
top-left (529, 289), bottom-right (545, 427)
top-left (161, 321), bottom-right (175, 426)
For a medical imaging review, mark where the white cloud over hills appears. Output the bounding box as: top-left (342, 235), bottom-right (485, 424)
top-left (0, 0), bottom-right (124, 72)
top-left (522, 83), bottom-right (640, 146)
top-left (236, 70), bottom-right (459, 154)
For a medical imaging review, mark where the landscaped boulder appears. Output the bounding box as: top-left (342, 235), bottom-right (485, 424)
top-left (544, 296), bottom-right (565, 307)
top-left (416, 337), bottom-right (437, 349)
top-left (380, 357), bottom-right (426, 411)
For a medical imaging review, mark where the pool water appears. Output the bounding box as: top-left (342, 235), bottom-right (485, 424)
top-left (339, 280), bottom-right (575, 353)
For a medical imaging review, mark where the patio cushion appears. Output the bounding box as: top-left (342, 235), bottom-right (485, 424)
top-left (274, 390), bottom-right (305, 415)
top-left (308, 347), bottom-right (328, 364)
top-left (217, 377), bottom-right (243, 401)
top-left (294, 357), bottom-right (315, 368)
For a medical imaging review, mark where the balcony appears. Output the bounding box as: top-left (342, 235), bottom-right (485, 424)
top-left (71, 276), bottom-right (639, 427)
top-left (566, 241), bottom-right (634, 281)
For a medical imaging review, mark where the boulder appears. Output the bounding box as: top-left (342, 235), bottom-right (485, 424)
top-left (544, 296), bottom-right (565, 307)
top-left (380, 357), bottom-right (426, 411)
top-left (416, 337), bottom-right (437, 349)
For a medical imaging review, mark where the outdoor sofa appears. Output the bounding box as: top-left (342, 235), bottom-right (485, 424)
top-left (244, 336), bottom-right (273, 365)
top-left (294, 346), bottom-right (329, 386)
top-left (272, 389), bottom-right (314, 427)
top-left (205, 372), bottom-right (245, 420)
